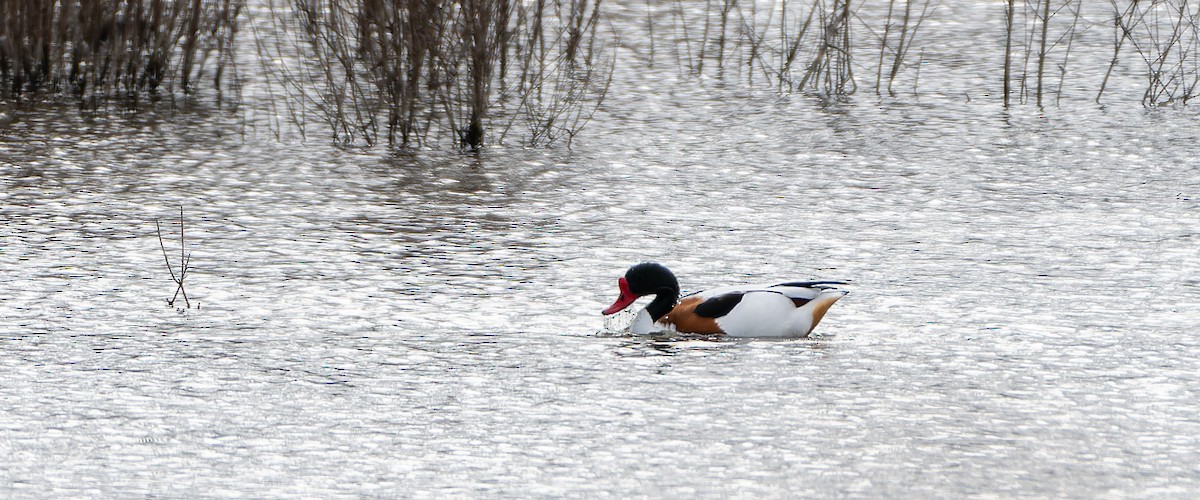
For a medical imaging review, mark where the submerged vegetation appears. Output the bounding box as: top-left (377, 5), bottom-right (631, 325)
top-left (0, 0), bottom-right (242, 98)
top-left (1, 0), bottom-right (1200, 146)
top-left (660, 0), bottom-right (935, 96)
top-left (259, 0), bottom-right (612, 148)
top-left (662, 0), bottom-right (1199, 105)
top-left (1003, 0), bottom-right (1200, 106)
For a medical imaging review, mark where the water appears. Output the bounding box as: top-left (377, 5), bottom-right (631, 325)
top-left (3, 2), bottom-right (1200, 497)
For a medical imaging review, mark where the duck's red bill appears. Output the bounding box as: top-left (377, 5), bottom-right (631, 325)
top-left (602, 277), bottom-right (638, 315)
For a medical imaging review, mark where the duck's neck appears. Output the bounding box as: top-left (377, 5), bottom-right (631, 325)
top-left (645, 288), bottom-right (679, 322)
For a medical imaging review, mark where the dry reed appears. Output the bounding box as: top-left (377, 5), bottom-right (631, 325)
top-left (261, 0), bottom-right (612, 149)
top-left (155, 206), bottom-right (193, 309)
top-left (876, 0), bottom-right (935, 95)
top-left (660, 0), bottom-right (1200, 107)
top-left (664, 0), bottom-right (934, 98)
top-left (1103, 0), bottom-right (1200, 105)
top-left (1002, 0), bottom-right (1199, 107)
top-left (0, 0), bottom-right (242, 100)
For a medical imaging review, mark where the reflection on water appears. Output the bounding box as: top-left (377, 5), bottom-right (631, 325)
top-left (3, 4), bottom-right (1200, 498)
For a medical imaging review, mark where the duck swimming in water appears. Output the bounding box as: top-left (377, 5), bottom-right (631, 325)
top-left (601, 262), bottom-right (847, 337)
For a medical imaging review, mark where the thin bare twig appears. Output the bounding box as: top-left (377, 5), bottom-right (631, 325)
top-left (155, 207), bottom-right (192, 309)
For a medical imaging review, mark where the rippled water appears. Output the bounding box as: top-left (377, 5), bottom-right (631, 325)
top-left (3, 2), bottom-right (1200, 498)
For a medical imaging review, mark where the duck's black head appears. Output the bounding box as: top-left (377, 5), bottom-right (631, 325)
top-left (623, 262), bottom-right (679, 296)
top-left (601, 262), bottom-right (681, 319)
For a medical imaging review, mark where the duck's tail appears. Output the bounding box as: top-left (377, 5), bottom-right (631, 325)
top-left (794, 289), bottom-right (848, 336)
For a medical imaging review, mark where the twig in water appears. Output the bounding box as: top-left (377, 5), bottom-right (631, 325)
top-left (1004, 0), bottom-right (1017, 107)
top-left (155, 207), bottom-right (193, 309)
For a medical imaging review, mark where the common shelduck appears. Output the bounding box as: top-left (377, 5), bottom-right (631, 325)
top-left (601, 262), bottom-right (848, 338)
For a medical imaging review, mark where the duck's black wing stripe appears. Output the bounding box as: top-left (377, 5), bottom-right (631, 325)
top-left (774, 280), bottom-right (849, 288)
top-left (693, 292), bottom-right (746, 318)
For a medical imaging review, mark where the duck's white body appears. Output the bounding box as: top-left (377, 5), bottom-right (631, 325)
top-left (628, 285), bottom-right (847, 338)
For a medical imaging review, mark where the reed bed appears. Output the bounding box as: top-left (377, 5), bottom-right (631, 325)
top-left (260, 0), bottom-right (612, 148)
top-left (661, 0), bottom-right (935, 97)
top-left (0, 0), bottom-right (242, 99)
top-left (4, 0), bottom-right (1200, 150)
top-left (659, 0), bottom-right (1198, 106)
top-left (1100, 0), bottom-right (1200, 105)
top-left (1001, 0), bottom-right (1200, 106)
